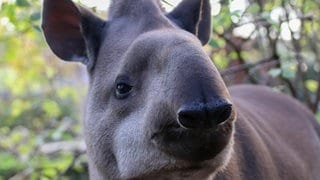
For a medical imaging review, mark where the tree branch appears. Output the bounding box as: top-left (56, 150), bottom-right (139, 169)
top-left (221, 57), bottom-right (279, 76)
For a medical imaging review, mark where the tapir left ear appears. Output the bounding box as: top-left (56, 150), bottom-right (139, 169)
top-left (167, 0), bottom-right (211, 45)
top-left (42, 0), bottom-right (106, 69)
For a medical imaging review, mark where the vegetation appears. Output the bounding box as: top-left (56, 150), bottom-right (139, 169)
top-left (0, 0), bottom-right (87, 179)
top-left (0, 0), bottom-right (319, 179)
top-left (209, 0), bottom-right (320, 116)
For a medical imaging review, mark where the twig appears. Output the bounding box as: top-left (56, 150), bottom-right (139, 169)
top-left (236, 14), bottom-right (313, 27)
top-left (58, 151), bottom-right (83, 178)
top-left (309, 31), bottom-right (320, 113)
top-left (39, 140), bottom-right (86, 154)
top-left (221, 57), bottom-right (279, 76)
top-left (212, 29), bottom-right (258, 83)
top-left (284, 0), bottom-right (313, 108)
top-left (313, 75), bottom-right (320, 113)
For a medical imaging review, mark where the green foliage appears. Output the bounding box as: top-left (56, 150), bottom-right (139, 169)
top-left (247, 3), bottom-right (261, 14)
top-left (316, 112), bottom-right (320, 122)
top-left (208, 0), bottom-right (320, 113)
top-left (0, 0), bottom-right (87, 179)
top-left (305, 80), bottom-right (318, 93)
top-left (0, 152), bottom-right (24, 178)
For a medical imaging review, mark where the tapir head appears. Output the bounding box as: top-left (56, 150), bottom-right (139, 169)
top-left (42, 0), bottom-right (236, 179)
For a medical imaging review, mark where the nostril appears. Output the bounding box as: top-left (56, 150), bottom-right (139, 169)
top-left (177, 109), bottom-right (205, 129)
top-left (214, 103), bottom-right (232, 125)
top-left (177, 101), bottom-right (233, 130)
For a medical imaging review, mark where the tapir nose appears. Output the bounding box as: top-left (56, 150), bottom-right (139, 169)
top-left (177, 99), bottom-right (232, 129)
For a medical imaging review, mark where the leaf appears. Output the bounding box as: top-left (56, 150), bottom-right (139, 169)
top-left (209, 39), bottom-right (219, 48)
top-left (42, 168), bottom-right (57, 178)
top-left (228, 51), bottom-right (238, 60)
top-left (260, 11), bottom-right (270, 19)
top-left (316, 112), bottom-right (320, 122)
top-left (32, 25), bottom-right (41, 32)
top-left (247, 3), bottom-right (261, 14)
top-left (42, 100), bottom-right (61, 118)
top-left (16, 0), bottom-right (30, 7)
top-left (11, 99), bottom-right (31, 118)
top-left (268, 68), bottom-right (282, 78)
top-left (212, 51), bottom-right (229, 69)
top-left (230, 10), bottom-right (242, 17)
top-left (261, 11), bottom-right (280, 30)
top-left (304, 0), bottom-right (317, 12)
top-left (30, 12), bottom-right (41, 21)
top-left (281, 61), bottom-right (297, 79)
top-left (305, 80), bottom-right (318, 92)
top-left (0, 152), bottom-right (24, 174)
top-left (10, 130), bottom-right (23, 144)
top-left (270, 20), bottom-right (280, 30)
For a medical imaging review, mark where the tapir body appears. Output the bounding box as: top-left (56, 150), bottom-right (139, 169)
top-left (41, 0), bottom-right (320, 179)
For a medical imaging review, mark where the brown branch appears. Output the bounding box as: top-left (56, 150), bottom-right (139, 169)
top-left (309, 33), bottom-right (320, 113)
top-left (313, 75), bottom-right (320, 113)
top-left (212, 29), bottom-right (259, 83)
top-left (236, 14), bottom-right (313, 27)
top-left (58, 151), bottom-right (83, 178)
top-left (283, 0), bottom-right (313, 108)
top-left (221, 57), bottom-right (279, 76)
top-left (281, 77), bottom-right (297, 98)
top-left (39, 140), bottom-right (86, 154)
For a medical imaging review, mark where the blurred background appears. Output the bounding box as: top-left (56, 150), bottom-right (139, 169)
top-left (0, 0), bottom-right (319, 179)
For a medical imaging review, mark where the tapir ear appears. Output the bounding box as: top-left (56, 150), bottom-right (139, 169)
top-left (41, 0), bottom-right (106, 69)
top-left (167, 0), bottom-right (211, 45)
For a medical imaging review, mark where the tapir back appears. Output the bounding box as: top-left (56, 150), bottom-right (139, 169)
top-left (215, 85), bottom-right (320, 180)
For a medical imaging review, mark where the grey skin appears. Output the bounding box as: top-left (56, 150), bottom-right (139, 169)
top-left (41, 0), bottom-right (320, 179)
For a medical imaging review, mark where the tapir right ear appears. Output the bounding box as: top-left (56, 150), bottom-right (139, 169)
top-left (42, 0), bottom-right (106, 69)
top-left (167, 0), bottom-right (211, 45)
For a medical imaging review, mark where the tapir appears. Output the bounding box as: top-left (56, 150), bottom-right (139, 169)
top-left (41, 0), bottom-right (320, 179)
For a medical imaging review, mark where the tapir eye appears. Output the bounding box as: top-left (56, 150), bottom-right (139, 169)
top-left (115, 82), bottom-right (133, 99)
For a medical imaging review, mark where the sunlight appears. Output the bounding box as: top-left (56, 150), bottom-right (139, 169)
top-left (79, 0), bottom-right (110, 11)
top-left (78, 0), bottom-right (221, 15)
top-left (77, 0), bottom-right (299, 41)
top-left (0, 17), bottom-right (15, 32)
